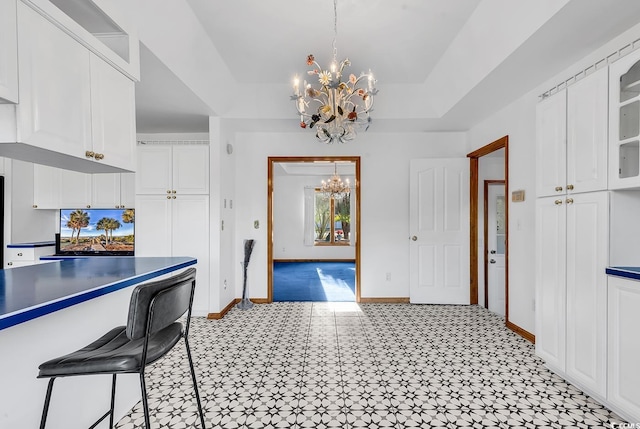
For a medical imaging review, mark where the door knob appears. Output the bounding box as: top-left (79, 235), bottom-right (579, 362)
top-left (490, 259), bottom-right (496, 264)
top-left (411, 236), bottom-right (417, 241)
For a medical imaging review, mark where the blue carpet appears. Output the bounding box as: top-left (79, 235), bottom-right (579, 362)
top-left (273, 261), bottom-right (356, 302)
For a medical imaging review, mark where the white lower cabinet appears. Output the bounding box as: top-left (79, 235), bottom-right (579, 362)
top-left (536, 192), bottom-right (608, 398)
top-left (608, 275), bottom-right (640, 422)
top-left (5, 244), bottom-right (55, 268)
top-left (135, 194), bottom-right (210, 314)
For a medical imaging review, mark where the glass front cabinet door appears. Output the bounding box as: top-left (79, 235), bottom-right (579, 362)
top-left (610, 51), bottom-right (640, 189)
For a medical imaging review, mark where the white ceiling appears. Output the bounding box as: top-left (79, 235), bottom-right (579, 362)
top-left (134, 0), bottom-right (640, 134)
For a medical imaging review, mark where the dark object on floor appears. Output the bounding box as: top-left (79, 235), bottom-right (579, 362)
top-left (237, 239), bottom-right (256, 310)
top-left (273, 261), bottom-right (355, 301)
top-left (37, 267), bottom-right (206, 429)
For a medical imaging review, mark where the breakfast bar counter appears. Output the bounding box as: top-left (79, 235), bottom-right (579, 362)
top-left (0, 256), bottom-right (197, 428)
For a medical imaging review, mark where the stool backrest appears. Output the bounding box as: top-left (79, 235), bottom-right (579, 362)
top-left (126, 267), bottom-right (197, 340)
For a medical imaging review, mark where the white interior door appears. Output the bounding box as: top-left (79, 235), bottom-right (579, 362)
top-left (410, 158), bottom-right (469, 304)
top-left (487, 183), bottom-right (506, 316)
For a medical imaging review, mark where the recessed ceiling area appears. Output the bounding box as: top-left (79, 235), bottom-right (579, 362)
top-left (133, 0), bottom-right (640, 134)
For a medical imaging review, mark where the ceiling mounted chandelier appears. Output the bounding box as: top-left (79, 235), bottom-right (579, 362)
top-left (321, 163), bottom-right (350, 199)
top-left (291, 0), bottom-right (377, 144)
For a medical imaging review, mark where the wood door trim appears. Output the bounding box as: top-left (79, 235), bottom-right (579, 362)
top-left (483, 179), bottom-right (505, 309)
top-left (267, 156), bottom-right (361, 303)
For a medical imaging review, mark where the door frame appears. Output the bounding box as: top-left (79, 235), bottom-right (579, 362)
top-left (267, 156), bottom-right (361, 302)
top-left (484, 179), bottom-right (505, 309)
top-left (467, 136), bottom-right (510, 315)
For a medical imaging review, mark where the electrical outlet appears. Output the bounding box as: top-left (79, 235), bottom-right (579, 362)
top-left (224, 279), bottom-right (227, 290)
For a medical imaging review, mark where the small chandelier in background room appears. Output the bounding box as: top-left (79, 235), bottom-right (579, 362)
top-left (291, 0), bottom-right (377, 144)
top-left (321, 163), bottom-right (350, 199)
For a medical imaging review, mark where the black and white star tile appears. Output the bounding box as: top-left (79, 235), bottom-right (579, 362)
top-left (115, 303), bottom-right (625, 429)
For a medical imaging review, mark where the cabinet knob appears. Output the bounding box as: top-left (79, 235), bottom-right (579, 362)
top-left (86, 205), bottom-right (91, 208)
top-left (166, 196), bottom-right (171, 199)
top-left (567, 184), bottom-right (574, 190)
top-left (172, 196), bottom-right (176, 199)
top-left (555, 186), bottom-right (563, 192)
top-left (85, 151), bottom-right (95, 158)
top-left (566, 198), bottom-right (574, 204)
top-left (7, 262), bottom-right (12, 266)
top-left (172, 190), bottom-right (176, 194)
top-left (32, 205), bottom-right (37, 208)
top-left (17, 253), bottom-right (22, 257)
top-left (166, 190), bottom-right (171, 194)
top-left (94, 153), bottom-right (104, 160)
top-left (554, 199), bottom-right (563, 205)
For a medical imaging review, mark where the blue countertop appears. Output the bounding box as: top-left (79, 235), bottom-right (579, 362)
top-left (606, 266), bottom-right (640, 281)
top-left (0, 256), bottom-right (196, 330)
top-left (7, 241), bottom-right (55, 248)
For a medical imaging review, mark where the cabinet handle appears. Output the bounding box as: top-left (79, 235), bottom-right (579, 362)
top-left (166, 196), bottom-right (171, 199)
top-left (7, 262), bottom-right (12, 266)
top-left (32, 204), bottom-right (37, 208)
top-left (172, 196), bottom-right (176, 199)
top-left (85, 151), bottom-right (95, 158)
top-left (554, 199), bottom-right (563, 205)
top-left (566, 198), bottom-right (574, 204)
top-left (17, 253), bottom-right (22, 257)
top-left (555, 186), bottom-right (563, 192)
top-left (172, 190), bottom-right (176, 194)
top-left (166, 190), bottom-right (171, 194)
top-left (86, 205), bottom-right (91, 208)
top-left (567, 184), bottom-right (574, 190)
top-left (94, 153), bottom-right (104, 160)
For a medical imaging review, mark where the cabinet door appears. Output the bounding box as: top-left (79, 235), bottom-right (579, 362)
top-left (536, 90), bottom-right (567, 197)
top-left (136, 145), bottom-right (172, 194)
top-left (172, 195), bottom-right (209, 313)
top-left (59, 170), bottom-right (91, 208)
top-left (120, 173), bottom-right (135, 208)
top-left (0, 0), bottom-right (18, 103)
top-left (567, 68), bottom-right (608, 194)
top-left (33, 164), bottom-right (60, 209)
top-left (91, 173), bottom-right (121, 208)
top-left (565, 191), bottom-right (608, 397)
top-left (16, 3), bottom-right (91, 156)
top-left (609, 50), bottom-right (640, 190)
top-left (608, 275), bottom-right (640, 422)
top-left (172, 145), bottom-right (209, 194)
top-left (89, 54), bottom-right (136, 171)
top-left (535, 196), bottom-right (567, 371)
top-left (134, 195), bottom-right (171, 256)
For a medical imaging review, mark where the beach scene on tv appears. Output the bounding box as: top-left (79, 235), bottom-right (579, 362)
top-left (60, 208), bottom-right (135, 253)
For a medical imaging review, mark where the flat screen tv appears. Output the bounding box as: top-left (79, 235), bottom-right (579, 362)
top-left (58, 208), bottom-right (135, 256)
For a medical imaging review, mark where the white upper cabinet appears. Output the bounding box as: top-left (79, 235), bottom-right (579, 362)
top-left (537, 68), bottom-right (609, 197)
top-left (15, 2), bottom-right (92, 158)
top-left (609, 50), bottom-right (640, 189)
top-left (0, 0), bottom-right (18, 103)
top-left (137, 144), bottom-right (209, 195)
top-left (89, 54), bottom-right (136, 172)
top-left (567, 67), bottom-right (608, 194)
top-left (91, 173), bottom-right (135, 208)
top-left (536, 89), bottom-right (567, 197)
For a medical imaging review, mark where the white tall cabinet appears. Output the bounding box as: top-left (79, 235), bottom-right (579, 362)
top-left (135, 143), bottom-right (210, 315)
top-left (535, 67), bottom-right (609, 400)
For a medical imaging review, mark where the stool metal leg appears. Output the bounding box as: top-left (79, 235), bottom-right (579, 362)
top-left (185, 337), bottom-right (206, 429)
top-left (109, 374), bottom-right (117, 428)
top-left (39, 378), bottom-right (56, 429)
top-left (140, 372), bottom-right (151, 429)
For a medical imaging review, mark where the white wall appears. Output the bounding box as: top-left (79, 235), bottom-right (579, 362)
top-left (231, 130), bottom-right (467, 303)
top-left (273, 173), bottom-right (356, 260)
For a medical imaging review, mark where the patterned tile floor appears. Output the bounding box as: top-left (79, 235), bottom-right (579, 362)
top-left (115, 303), bottom-right (624, 428)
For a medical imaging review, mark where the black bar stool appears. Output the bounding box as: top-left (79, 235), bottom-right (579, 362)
top-left (37, 267), bottom-right (206, 429)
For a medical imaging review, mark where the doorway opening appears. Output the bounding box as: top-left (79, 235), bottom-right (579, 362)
top-left (468, 136), bottom-right (531, 342)
top-left (267, 156), bottom-right (361, 302)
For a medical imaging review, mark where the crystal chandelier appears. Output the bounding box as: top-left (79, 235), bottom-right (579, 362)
top-left (321, 163), bottom-right (350, 199)
top-left (291, 0), bottom-right (377, 144)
